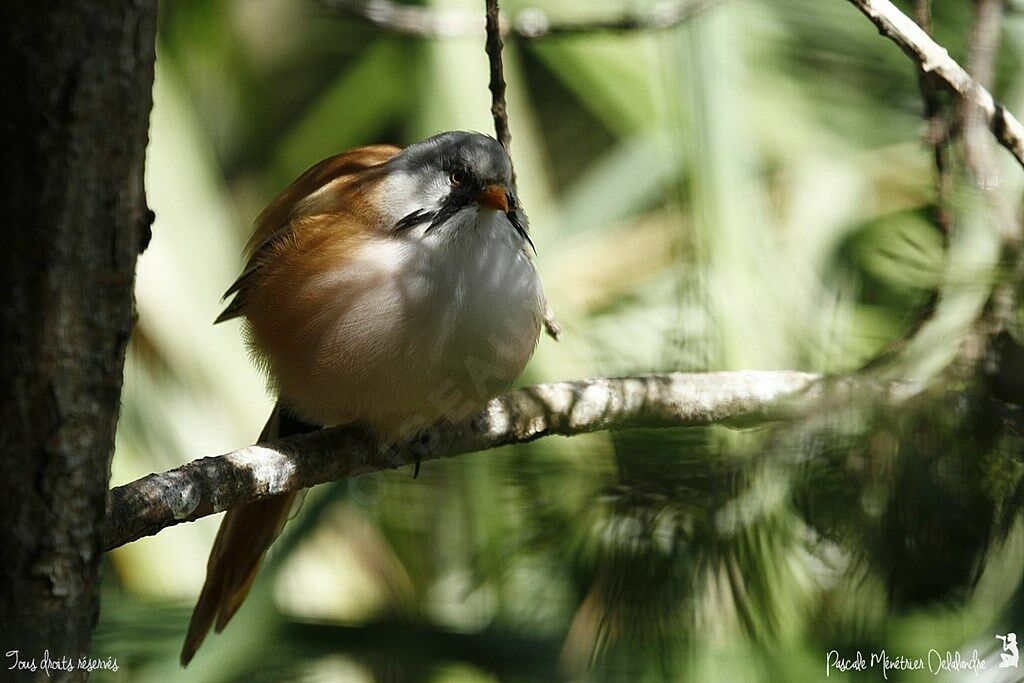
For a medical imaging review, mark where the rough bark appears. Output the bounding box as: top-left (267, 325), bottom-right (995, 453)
top-left (0, 0), bottom-right (157, 672)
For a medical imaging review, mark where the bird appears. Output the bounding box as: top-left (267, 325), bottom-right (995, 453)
top-left (180, 131), bottom-right (558, 666)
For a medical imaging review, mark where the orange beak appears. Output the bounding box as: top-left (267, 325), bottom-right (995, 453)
top-left (476, 184), bottom-right (509, 212)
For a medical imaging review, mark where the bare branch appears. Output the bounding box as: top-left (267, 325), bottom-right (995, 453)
top-left (913, 0), bottom-right (951, 238)
top-left (321, 0), bottom-right (728, 40)
top-left (846, 0), bottom-right (1024, 169)
top-left (485, 0), bottom-right (512, 171)
top-left (104, 371), bottom-right (835, 551)
top-left (876, 0), bottom-right (951, 363)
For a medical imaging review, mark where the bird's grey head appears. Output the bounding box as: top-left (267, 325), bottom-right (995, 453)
top-left (394, 131), bottom-right (513, 187)
top-left (388, 132), bottom-right (532, 250)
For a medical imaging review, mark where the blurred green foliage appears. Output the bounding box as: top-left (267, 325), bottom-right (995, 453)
top-left (97, 0), bottom-right (1024, 680)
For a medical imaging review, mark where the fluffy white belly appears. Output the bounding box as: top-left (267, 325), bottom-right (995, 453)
top-left (276, 209), bottom-right (544, 435)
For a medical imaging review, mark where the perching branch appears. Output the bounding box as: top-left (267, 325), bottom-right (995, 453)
top-left (104, 371), bottom-right (844, 551)
top-left (322, 0), bottom-right (727, 40)
top-left (845, 0), bottom-right (1024, 169)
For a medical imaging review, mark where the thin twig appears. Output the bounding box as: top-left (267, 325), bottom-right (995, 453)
top-left (845, 0), bottom-right (1024, 169)
top-left (880, 0), bottom-right (951, 363)
top-left (485, 0), bottom-right (512, 176)
top-left (913, 0), bottom-right (951, 238)
top-left (104, 371), bottom-right (852, 550)
top-left (320, 0), bottom-right (728, 39)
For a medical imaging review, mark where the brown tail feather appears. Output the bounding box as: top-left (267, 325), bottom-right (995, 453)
top-left (181, 406), bottom-right (305, 666)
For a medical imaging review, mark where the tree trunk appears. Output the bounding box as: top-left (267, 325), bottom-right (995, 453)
top-left (0, 0), bottom-right (157, 674)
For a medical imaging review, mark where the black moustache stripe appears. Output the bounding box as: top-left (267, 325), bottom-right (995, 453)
top-left (426, 199), bottom-right (465, 233)
top-left (394, 208), bottom-right (436, 232)
top-left (394, 191), bottom-right (536, 255)
top-left (508, 211), bottom-right (536, 255)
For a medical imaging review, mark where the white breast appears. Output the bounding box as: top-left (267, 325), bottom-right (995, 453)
top-left (280, 207), bottom-right (544, 437)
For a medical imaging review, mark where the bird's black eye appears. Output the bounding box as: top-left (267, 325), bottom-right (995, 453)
top-left (449, 169), bottom-right (469, 186)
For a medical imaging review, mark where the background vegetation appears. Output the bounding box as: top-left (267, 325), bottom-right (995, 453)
top-left (96, 0), bottom-right (1024, 679)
